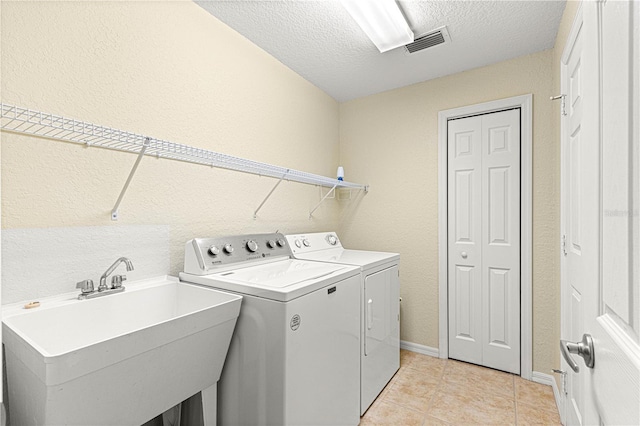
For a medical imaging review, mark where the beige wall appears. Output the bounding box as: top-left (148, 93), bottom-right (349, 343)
top-left (1, 0), bottom-right (341, 292)
top-left (338, 49), bottom-right (559, 372)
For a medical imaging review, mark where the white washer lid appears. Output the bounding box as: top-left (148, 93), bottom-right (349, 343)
top-left (179, 259), bottom-right (359, 302)
top-left (292, 248), bottom-right (399, 271)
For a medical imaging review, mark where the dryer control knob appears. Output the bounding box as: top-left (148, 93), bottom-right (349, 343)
top-left (267, 240), bottom-right (277, 249)
top-left (246, 240), bottom-right (259, 252)
top-left (327, 235), bottom-right (338, 245)
top-left (303, 239), bottom-right (311, 247)
top-left (294, 239), bottom-right (302, 248)
top-left (208, 245), bottom-right (220, 256)
top-left (277, 238), bottom-right (286, 248)
top-left (223, 244), bottom-right (234, 254)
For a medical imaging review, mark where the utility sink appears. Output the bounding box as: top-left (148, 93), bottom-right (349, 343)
top-left (3, 276), bottom-right (242, 426)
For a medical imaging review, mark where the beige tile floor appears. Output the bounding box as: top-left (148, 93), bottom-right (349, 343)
top-left (360, 350), bottom-right (561, 425)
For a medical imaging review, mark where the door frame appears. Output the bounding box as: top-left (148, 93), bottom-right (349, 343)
top-left (437, 94), bottom-right (533, 380)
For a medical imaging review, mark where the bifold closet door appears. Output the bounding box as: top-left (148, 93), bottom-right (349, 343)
top-left (447, 115), bottom-right (484, 365)
top-left (447, 109), bottom-right (521, 374)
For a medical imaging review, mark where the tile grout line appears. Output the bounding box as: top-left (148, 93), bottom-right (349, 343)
top-left (513, 375), bottom-right (519, 425)
top-left (381, 352), bottom-right (431, 424)
top-left (422, 358), bottom-right (451, 425)
top-left (397, 353), bottom-right (449, 424)
top-left (397, 355), bottom-right (448, 422)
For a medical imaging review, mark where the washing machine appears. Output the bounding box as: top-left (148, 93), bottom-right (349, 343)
top-left (179, 233), bottom-right (361, 426)
top-left (285, 232), bottom-right (400, 415)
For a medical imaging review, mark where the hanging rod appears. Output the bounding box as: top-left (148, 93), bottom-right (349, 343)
top-left (0, 104), bottom-right (369, 192)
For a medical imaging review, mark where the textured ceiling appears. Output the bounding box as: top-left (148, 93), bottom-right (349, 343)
top-left (196, 1), bottom-right (567, 102)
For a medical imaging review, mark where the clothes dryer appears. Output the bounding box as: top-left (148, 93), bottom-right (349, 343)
top-left (180, 233), bottom-right (360, 426)
top-left (285, 232), bottom-right (400, 415)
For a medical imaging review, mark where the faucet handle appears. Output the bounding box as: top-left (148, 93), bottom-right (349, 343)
top-left (76, 279), bottom-right (94, 294)
top-left (111, 274), bottom-right (127, 289)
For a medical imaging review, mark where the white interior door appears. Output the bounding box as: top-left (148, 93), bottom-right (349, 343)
top-left (591, 1), bottom-right (640, 424)
top-left (448, 115), bottom-right (483, 366)
top-left (560, 6), bottom-right (588, 424)
top-left (448, 109), bottom-right (521, 374)
top-left (561, 2), bottom-right (640, 425)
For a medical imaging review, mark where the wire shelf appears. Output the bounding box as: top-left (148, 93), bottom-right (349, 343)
top-left (0, 103), bottom-right (367, 190)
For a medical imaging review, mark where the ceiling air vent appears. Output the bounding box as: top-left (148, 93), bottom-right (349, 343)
top-left (404, 26), bottom-right (451, 54)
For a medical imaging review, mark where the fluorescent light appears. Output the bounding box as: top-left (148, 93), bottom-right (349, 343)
top-left (340, 0), bottom-right (414, 53)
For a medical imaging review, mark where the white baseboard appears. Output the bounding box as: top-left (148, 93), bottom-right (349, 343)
top-left (400, 340), bottom-right (440, 358)
top-left (532, 371), bottom-right (562, 419)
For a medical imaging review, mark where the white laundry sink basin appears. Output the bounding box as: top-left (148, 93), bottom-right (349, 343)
top-left (3, 276), bottom-right (242, 426)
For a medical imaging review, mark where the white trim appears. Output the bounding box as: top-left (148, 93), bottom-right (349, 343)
top-left (532, 370), bottom-right (557, 387)
top-left (437, 94), bottom-right (533, 380)
top-left (561, 3), bottom-right (584, 65)
top-left (532, 371), bottom-right (563, 420)
top-left (400, 340), bottom-right (439, 358)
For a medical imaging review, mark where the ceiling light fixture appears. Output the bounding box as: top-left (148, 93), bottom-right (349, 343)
top-left (340, 0), bottom-right (414, 53)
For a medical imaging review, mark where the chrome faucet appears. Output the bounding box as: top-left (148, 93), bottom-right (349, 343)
top-left (76, 257), bottom-right (134, 300)
top-left (99, 257), bottom-right (134, 291)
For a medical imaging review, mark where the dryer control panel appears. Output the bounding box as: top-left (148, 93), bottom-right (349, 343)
top-left (184, 233), bottom-right (291, 275)
top-left (286, 232), bottom-right (344, 254)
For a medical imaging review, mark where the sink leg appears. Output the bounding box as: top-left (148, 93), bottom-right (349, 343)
top-left (201, 383), bottom-right (217, 426)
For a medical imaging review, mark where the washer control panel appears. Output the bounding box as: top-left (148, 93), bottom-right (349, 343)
top-left (185, 233), bottom-right (291, 273)
top-left (285, 232), bottom-right (343, 254)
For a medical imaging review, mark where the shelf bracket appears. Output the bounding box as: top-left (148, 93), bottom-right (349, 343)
top-left (309, 183), bottom-right (338, 219)
top-left (253, 170), bottom-right (289, 219)
top-left (111, 137), bottom-right (151, 220)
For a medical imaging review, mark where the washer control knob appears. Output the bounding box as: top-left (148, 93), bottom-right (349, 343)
top-left (277, 238), bottom-right (286, 247)
top-left (303, 239), bottom-right (311, 247)
top-left (246, 240), bottom-right (259, 252)
top-left (327, 235), bottom-right (338, 245)
top-left (208, 245), bottom-right (220, 256)
top-left (295, 239), bottom-right (302, 248)
top-left (267, 240), bottom-right (277, 249)
top-left (223, 244), bottom-right (234, 254)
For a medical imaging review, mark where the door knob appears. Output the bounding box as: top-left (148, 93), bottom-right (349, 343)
top-left (560, 333), bottom-right (595, 373)
top-left (461, 252), bottom-right (468, 259)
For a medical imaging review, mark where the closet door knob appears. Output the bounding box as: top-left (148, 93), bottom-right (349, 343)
top-left (461, 252), bottom-right (468, 259)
